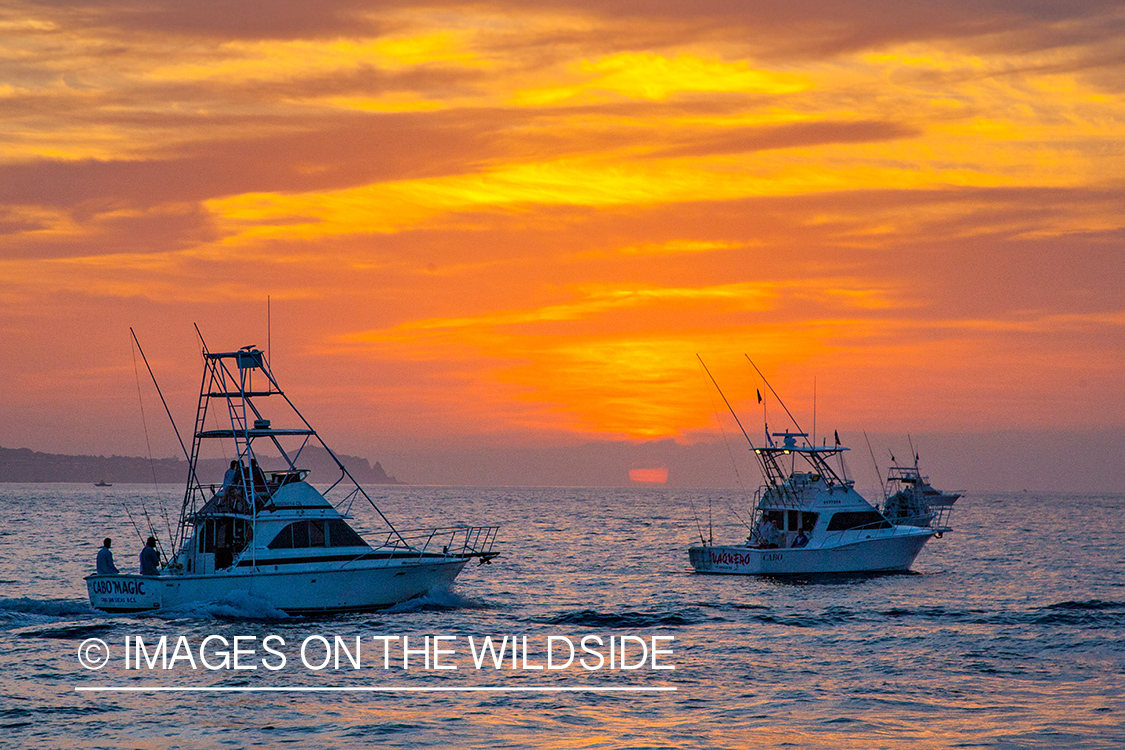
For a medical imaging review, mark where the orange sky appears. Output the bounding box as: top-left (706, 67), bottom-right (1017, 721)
top-left (1, 1), bottom-right (1123, 483)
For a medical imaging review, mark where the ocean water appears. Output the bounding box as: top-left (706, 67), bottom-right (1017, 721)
top-left (2, 483), bottom-right (1123, 749)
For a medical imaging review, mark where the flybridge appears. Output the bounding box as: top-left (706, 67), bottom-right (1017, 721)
top-left (754, 431), bottom-right (851, 455)
top-left (197, 428), bottom-right (316, 438)
top-left (754, 430), bottom-right (852, 493)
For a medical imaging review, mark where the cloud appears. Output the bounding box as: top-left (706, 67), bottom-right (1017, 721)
top-left (0, 0), bottom-right (1122, 459)
top-left (648, 120), bottom-right (922, 158)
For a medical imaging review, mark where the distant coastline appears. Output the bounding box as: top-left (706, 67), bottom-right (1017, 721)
top-left (0, 446), bottom-right (403, 485)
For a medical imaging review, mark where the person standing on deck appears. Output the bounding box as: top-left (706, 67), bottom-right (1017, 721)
top-left (96, 538), bottom-right (119, 574)
top-left (220, 460), bottom-right (239, 497)
top-left (140, 536), bottom-right (161, 575)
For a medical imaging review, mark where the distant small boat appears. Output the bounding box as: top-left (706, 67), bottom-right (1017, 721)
top-left (94, 481), bottom-right (112, 487)
top-left (882, 456), bottom-right (959, 528)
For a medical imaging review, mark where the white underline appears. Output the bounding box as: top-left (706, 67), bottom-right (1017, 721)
top-left (75, 686), bottom-right (676, 693)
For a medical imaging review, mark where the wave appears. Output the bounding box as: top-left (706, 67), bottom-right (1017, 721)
top-left (537, 609), bottom-right (701, 628)
top-left (15, 621), bottom-right (115, 640)
top-left (385, 586), bottom-right (489, 613)
top-left (1042, 599), bottom-right (1125, 613)
top-left (1033, 599), bottom-right (1125, 627)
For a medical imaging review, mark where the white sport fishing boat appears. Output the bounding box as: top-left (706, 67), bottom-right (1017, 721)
top-left (87, 336), bottom-right (498, 614)
top-left (689, 431), bottom-right (950, 575)
top-left (882, 455), bottom-right (959, 528)
top-left (689, 360), bottom-right (951, 575)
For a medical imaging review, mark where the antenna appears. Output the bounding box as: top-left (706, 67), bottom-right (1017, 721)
top-left (267, 295), bottom-right (271, 363)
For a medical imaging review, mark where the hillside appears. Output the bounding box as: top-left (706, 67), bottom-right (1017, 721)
top-left (0, 446), bottom-right (403, 485)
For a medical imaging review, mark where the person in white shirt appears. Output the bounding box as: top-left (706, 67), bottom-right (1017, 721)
top-left (96, 538), bottom-right (119, 574)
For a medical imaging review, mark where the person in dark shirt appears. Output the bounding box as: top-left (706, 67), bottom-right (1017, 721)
top-left (140, 536), bottom-right (161, 575)
top-left (250, 459), bottom-right (267, 493)
top-left (96, 538), bottom-right (119, 574)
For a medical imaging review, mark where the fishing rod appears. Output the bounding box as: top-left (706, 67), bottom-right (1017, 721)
top-left (864, 430), bottom-right (887, 499)
top-left (130, 330), bottom-right (186, 558)
top-left (130, 328), bottom-right (191, 464)
top-left (696, 362), bottom-right (756, 535)
top-left (687, 495), bottom-right (707, 546)
top-left (122, 502), bottom-right (145, 545)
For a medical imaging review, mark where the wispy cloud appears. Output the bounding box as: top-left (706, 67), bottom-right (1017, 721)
top-left (0, 0), bottom-right (1122, 456)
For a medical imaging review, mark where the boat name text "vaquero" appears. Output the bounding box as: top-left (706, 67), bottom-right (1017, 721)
top-left (709, 551), bottom-right (772, 566)
top-left (89, 579), bottom-right (147, 596)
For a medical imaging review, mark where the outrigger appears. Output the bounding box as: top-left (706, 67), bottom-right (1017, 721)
top-left (87, 333), bottom-right (498, 614)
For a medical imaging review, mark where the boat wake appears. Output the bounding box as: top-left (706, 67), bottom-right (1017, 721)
top-left (385, 586), bottom-right (488, 613)
top-left (157, 590), bottom-right (295, 621)
top-left (0, 597), bottom-right (97, 628)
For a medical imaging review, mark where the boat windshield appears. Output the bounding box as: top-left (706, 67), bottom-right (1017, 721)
top-left (267, 519), bottom-right (370, 549)
top-left (825, 511), bottom-right (891, 531)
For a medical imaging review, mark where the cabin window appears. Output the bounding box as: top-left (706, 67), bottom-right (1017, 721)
top-left (762, 510), bottom-right (784, 528)
top-left (787, 510), bottom-right (798, 531)
top-left (825, 511), bottom-right (891, 531)
top-left (268, 523), bottom-right (294, 549)
top-left (309, 520), bottom-right (325, 547)
top-left (292, 520), bottom-right (309, 548)
top-left (327, 519), bottom-right (368, 548)
top-left (799, 512), bottom-right (818, 531)
top-left (267, 519), bottom-right (369, 549)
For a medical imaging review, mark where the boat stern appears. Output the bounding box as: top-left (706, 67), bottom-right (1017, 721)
top-left (689, 544), bottom-right (772, 574)
top-left (86, 575), bottom-right (162, 613)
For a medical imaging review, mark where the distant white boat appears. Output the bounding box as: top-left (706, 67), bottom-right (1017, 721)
top-left (688, 361), bottom-right (951, 575)
top-left (882, 455), bottom-right (960, 528)
top-left (87, 337), bottom-right (498, 614)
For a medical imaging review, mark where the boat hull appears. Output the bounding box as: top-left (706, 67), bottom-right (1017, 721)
top-left (86, 557), bottom-right (469, 614)
top-left (688, 531), bottom-right (933, 575)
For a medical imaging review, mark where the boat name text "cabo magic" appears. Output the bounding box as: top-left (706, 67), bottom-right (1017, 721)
top-left (89, 579), bottom-right (147, 596)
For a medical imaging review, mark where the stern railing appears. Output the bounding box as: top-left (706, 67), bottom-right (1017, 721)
top-left (369, 525), bottom-right (500, 561)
